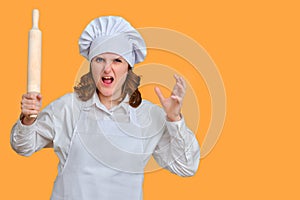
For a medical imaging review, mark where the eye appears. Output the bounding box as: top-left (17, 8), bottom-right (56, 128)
top-left (95, 57), bottom-right (104, 63)
top-left (114, 58), bottom-right (123, 63)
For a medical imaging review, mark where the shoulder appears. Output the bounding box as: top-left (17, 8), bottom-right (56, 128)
top-left (135, 99), bottom-right (165, 118)
top-left (45, 92), bottom-right (83, 117)
top-left (137, 99), bottom-right (158, 110)
top-left (141, 99), bottom-right (164, 108)
top-left (51, 92), bottom-right (82, 108)
top-left (132, 99), bottom-right (166, 132)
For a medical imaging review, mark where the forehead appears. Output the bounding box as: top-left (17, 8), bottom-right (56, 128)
top-left (97, 52), bottom-right (123, 59)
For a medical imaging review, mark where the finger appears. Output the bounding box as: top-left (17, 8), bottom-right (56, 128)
top-left (170, 95), bottom-right (183, 104)
top-left (21, 109), bottom-right (39, 118)
top-left (37, 94), bottom-right (43, 101)
top-left (22, 108), bottom-right (40, 120)
top-left (174, 74), bottom-right (186, 89)
top-left (178, 76), bottom-right (186, 90)
top-left (22, 98), bottom-right (38, 105)
top-left (177, 81), bottom-right (186, 96)
top-left (172, 80), bottom-right (186, 98)
top-left (171, 87), bottom-right (185, 105)
top-left (154, 86), bottom-right (165, 103)
top-left (22, 93), bottom-right (42, 103)
top-left (170, 95), bottom-right (179, 102)
top-left (22, 109), bottom-right (39, 115)
top-left (172, 74), bottom-right (186, 92)
top-left (174, 74), bottom-right (181, 84)
top-left (21, 99), bottom-right (41, 109)
top-left (23, 93), bottom-right (38, 100)
top-left (21, 102), bottom-right (41, 112)
top-left (23, 93), bottom-right (35, 99)
top-left (21, 103), bottom-right (40, 112)
top-left (22, 103), bottom-right (40, 113)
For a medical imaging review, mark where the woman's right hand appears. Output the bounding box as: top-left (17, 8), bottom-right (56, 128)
top-left (20, 93), bottom-right (42, 125)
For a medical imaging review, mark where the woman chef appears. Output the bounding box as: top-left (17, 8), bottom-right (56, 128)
top-left (11, 16), bottom-right (200, 200)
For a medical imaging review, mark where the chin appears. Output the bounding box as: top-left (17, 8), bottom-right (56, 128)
top-left (99, 91), bottom-right (113, 98)
top-left (97, 85), bottom-right (122, 99)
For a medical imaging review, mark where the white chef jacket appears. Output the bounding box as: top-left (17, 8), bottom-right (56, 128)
top-left (11, 92), bottom-right (200, 199)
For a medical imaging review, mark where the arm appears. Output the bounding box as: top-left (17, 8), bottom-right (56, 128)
top-left (153, 116), bottom-right (200, 176)
top-left (153, 74), bottom-right (200, 176)
top-left (10, 93), bottom-right (55, 156)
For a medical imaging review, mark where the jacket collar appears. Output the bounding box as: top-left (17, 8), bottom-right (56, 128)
top-left (83, 91), bottom-right (130, 114)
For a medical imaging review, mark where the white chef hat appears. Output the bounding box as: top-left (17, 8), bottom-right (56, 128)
top-left (78, 16), bottom-right (147, 67)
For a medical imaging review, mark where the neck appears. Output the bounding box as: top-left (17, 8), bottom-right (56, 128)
top-left (97, 92), bottom-right (123, 110)
top-left (101, 98), bottom-right (116, 110)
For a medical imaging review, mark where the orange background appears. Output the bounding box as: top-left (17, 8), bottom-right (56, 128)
top-left (1, 0), bottom-right (299, 199)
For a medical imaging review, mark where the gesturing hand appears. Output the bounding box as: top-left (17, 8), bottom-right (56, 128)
top-left (154, 74), bottom-right (186, 122)
top-left (20, 93), bottom-right (42, 125)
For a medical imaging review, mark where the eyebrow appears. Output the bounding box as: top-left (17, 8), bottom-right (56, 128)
top-left (96, 56), bottom-right (123, 60)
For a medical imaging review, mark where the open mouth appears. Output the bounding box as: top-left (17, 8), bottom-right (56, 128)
top-left (102, 76), bottom-right (114, 84)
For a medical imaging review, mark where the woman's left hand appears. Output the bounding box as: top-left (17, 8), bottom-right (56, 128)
top-left (155, 74), bottom-right (186, 122)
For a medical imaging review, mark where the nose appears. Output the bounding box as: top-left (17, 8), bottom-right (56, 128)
top-left (103, 62), bottom-right (112, 73)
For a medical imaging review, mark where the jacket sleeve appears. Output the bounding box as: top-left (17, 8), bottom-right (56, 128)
top-left (152, 116), bottom-right (200, 177)
top-left (10, 103), bottom-right (55, 157)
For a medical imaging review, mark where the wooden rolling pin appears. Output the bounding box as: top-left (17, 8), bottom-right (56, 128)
top-left (27, 9), bottom-right (42, 118)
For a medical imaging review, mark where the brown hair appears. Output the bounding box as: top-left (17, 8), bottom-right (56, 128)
top-left (74, 68), bottom-right (142, 108)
